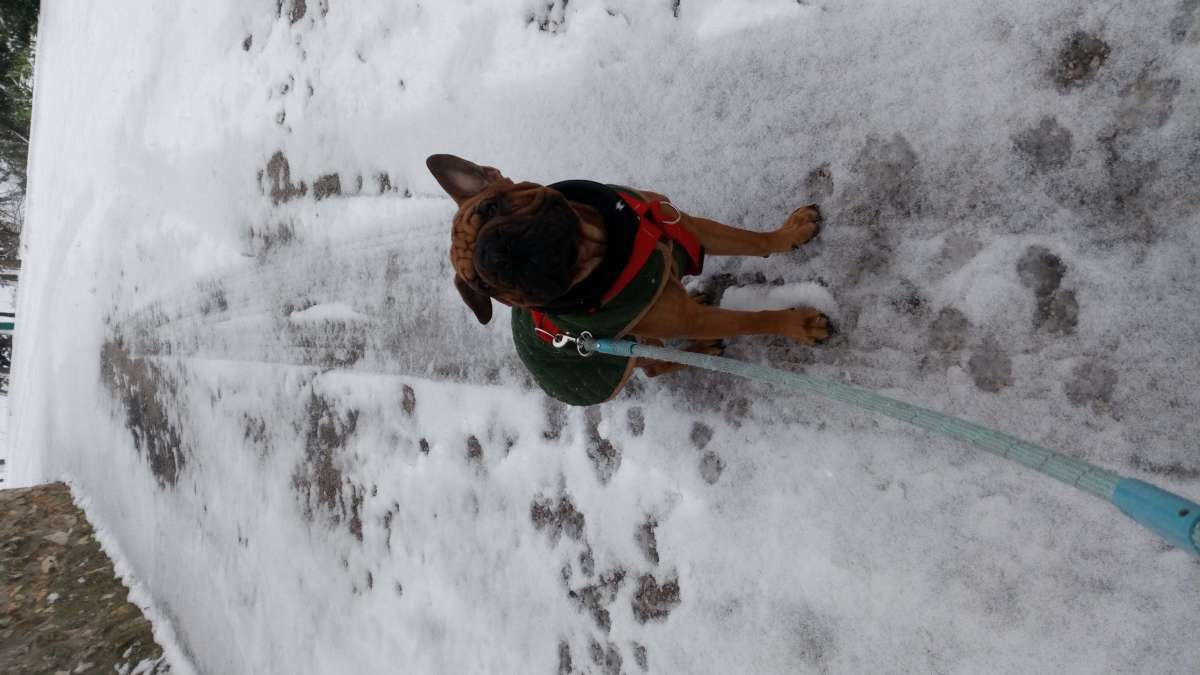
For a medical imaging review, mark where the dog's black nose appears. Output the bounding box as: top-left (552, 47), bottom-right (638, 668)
top-left (474, 220), bottom-right (577, 305)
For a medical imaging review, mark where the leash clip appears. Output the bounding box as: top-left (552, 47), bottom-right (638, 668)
top-left (545, 330), bottom-right (595, 357)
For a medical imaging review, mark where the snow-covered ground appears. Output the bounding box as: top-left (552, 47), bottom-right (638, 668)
top-left (0, 281), bottom-right (12, 485)
top-left (10, 0), bottom-right (1200, 672)
top-left (0, 394), bottom-right (8, 485)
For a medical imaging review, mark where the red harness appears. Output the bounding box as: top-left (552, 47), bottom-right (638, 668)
top-left (532, 190), bottom-right (702, 343)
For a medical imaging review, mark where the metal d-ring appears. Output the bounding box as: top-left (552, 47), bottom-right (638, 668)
top-left (576, 331), bottom-right (594, 357)
top-left (656, 201), bottom-right (682, 225)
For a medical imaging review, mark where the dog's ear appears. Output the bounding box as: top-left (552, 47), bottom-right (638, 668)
top-left (426, 154), bottom-right (503, 205)
top-left (454, 274), bottom-right (494, 324)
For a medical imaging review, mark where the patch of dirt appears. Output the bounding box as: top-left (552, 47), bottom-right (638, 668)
top-left (262, 151), bottom-right (307, 205)
top-left (1054, 32), bottom-right (1110, 90)
top-left (241, 413), bottom-right (270, 458)
top-left (929, 307), bottom-right (970, 353)
top-left (1129, 453), bottom-right (1200, 481)
top-left (1102, 140), bottom-right (1160, 214)
top-left (312, 173), bottom-right (342, 200)
top-left (567, 568), bottom-right (626, 632)
top-left (632, 642), bottom-right (648, 671)
top-left (578, 546), bottom-right (595, 577)
top-left (804, 163), bottom-right (834, 201)
top-left (1017, 246), bottom-right (1080, 334)
top-left (699, 451), bottom-right (725, 485)
top-left (723, 396), bottom-right (752, 428)
top-left (626, 407), bottom-right (645, 437)
top-left (377, 173), bottom-right (394, 194)
top-left (528, 0), bottom-right (569, 33)
top-left (100, 339), bottom-right (187, 487)
top-left (281, 298), bottom-right (316, 317)
top-left (738, 270), bottom-right (768, 287)
top-left (767, 336), bottom-right (817, 367)
top-left (889, 280), bottom-right (929, 319)
top-left (1013, 117), bottom-right (1074, 173)
top-left (287, 322), bottom-right (367, 369)
top-left (966, 337), bottom-right (1013, 393)
top-left (381, 510), bottom-right (394, 551)
top-left (689, 422), bottom-right (713, 450)
top-left (849, 133), bottom-right (924, 217)
top-left (279, 0), bottom-right (306, 24)
top-left (198, 282), bottom-right (228, 316)
top-left (501, 432), bottom-right (518, 456)
top-left (847, 237), bottom-right (893, 284)
top-left (1119, 75), bottom-right (1181, 130)
top-left (635, 516), bottom-right (659, 565)
top-left (292, 393), bottom-right (363, 540)
top-left (1169, 0), bottom-right (1200, 44)
top-left (585, 408), bottom-right (621, 484)
top-left (939, 233), bottom-right (983, 270)
top-left (557, 641), bottom-right (573, 675)
top-left (0, 483), bottom-right (168, 674)
top-left (699, 272), bottom-right (738, 304)
top-left (1036, 288), bottom-right (1079, 335)
top-left (1064, 360), bottom-right (1117, 412)
top-left (588, 639), bottom-right (623, 675)
top-left (543, 399), bottom-right (568, 441)
top-left (401, 385), bottom-right (416, 416)
top-left (1017, 246), bottom-right (1066, 297)
top-left (619, 374), bottom-right (644, 399)
top-left (587, 438), bottom-right (620, 483)
top-left (631, 574), bottom-right (681, 624)
top-left (530, 493), bottom-right (586, 544)
top-left (245, 222), bottom-right (297, 260)
top-left (466, 435), bottom-right (483, 465)
top-left (788, 605), bottom-right (838, 674)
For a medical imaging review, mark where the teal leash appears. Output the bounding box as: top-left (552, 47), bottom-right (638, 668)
top-left (573, 334), bottom-right (1200, 557)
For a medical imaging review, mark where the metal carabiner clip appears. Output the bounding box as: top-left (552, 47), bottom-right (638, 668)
top-left (549, 331), bottom-right (594, 357)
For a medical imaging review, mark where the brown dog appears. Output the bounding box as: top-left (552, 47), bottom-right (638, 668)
top-left (427, 154), bottom-right (830, 383)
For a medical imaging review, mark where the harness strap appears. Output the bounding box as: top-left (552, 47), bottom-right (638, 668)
top-left (532, 189), bottom-right (704, 342)
top-left (600, 191), bottom-right (702, 305)
top-left (600, 216), bottom-right (664, 306)
top-left (531, 311), bottom-right (562, 344)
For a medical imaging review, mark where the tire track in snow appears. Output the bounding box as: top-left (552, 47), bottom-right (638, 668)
top-left (115, 191), bottom-right (519, 384)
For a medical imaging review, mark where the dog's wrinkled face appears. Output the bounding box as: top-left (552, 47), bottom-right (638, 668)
top-left (427, 154), bottom-right (579, 324)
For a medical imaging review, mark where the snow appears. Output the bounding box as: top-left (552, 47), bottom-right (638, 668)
top-left (288, 302), bottom-right (372, 323)
top-left (0, 395), bottom-right (7, 485)
top-left (719, 282), bottom-right (840, 320)
top-left (0, 284), bottom-right (14, 312)
top-left (68, 482), bottom-right (194, 675)
top-left (9, 0), bottom-right (1200, 673)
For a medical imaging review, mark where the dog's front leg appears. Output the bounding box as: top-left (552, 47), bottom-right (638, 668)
top-left (685, 208), bottom-right (821, 257)
top-left (632, 280), bottom-right (829, 344)
top-left (640, 191), bottom-right (822, 257)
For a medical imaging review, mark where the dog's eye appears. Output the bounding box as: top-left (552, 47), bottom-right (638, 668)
top-left (478, 201), bottom-right (500, 219)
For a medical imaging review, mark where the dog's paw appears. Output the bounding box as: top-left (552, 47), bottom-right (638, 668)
top-left (777, 204), bottom-right (823, 252)
top-left (785, 308), bottom-right (831, 344)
